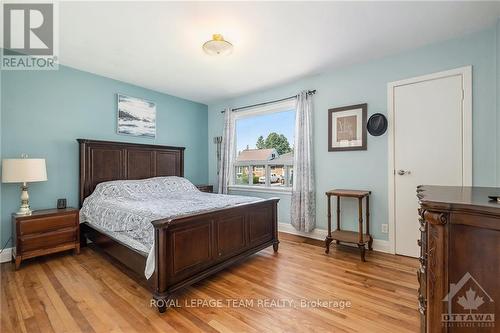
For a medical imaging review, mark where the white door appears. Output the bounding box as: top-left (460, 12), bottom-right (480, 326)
top-left (390, 67), bottom-right (472, 257)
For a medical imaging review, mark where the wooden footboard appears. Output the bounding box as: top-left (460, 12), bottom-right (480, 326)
top-left (151, 198), bottom-right (279, 312)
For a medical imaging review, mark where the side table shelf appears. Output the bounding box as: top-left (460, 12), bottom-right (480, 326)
top-left (325, 189), bottom-right (373, 261)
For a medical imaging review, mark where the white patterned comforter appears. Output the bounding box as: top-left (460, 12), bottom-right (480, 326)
top-left (79, 176), bottom-right (263, 279)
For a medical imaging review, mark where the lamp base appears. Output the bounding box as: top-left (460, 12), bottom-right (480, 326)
top-left (16, 208), bottom-right (32, 216)
top-left (16, 183), bottom-right (32, 215)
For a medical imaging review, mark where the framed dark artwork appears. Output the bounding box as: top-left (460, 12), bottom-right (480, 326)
top-left (57, 198), bottom-right (67, 209)
top-left (328, 103), bottom-right (367, 151)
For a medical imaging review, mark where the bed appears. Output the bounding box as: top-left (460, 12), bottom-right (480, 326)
top-left (78, 139), bottom-right (279, 312)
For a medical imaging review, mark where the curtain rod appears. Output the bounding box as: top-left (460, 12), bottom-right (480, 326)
top-left (220, 89), bottom-right (316, 113)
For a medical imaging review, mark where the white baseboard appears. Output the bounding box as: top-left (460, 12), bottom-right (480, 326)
top-left (371, 239), bottom-right (391, 253)
top-left (278, 223), bottom-right (328, 241)
top-left (278, 223), bottom-right (391, 254)
top-left (0, 247), bottom-right (12, 264)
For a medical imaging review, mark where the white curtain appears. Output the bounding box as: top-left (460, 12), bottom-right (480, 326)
top-left (218, 108), bottom-right (234, 194)
top-left (291, 91), bottom-right (315, 232)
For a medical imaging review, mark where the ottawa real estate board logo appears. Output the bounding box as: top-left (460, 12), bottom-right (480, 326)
top-left (442, 272), bottom-right (495, 328)
top-left (2, 2), bottom-right (58, 70)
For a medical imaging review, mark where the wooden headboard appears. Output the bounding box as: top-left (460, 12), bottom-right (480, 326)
top-left (78, 139), bottom-right (185, 207)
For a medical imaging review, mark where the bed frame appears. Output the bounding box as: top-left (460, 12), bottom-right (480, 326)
top-left (78, 139), bottom-right (279, 312)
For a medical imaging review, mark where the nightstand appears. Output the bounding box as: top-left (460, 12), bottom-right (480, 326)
top-left (12, 208), bottom-right (80, 269)
top-left (196, 184), bottom-right (214, 193)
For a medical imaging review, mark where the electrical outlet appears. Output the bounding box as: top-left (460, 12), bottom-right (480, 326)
top-left (381, 224), bottom-right (388, 233)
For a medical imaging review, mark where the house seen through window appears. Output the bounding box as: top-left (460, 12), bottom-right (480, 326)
top-left (232, 102), bottom-right (295, 189)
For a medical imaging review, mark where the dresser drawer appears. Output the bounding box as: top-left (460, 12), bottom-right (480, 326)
top-left (21, 227), bottom-right (77, 252)
top-left (20, 213), bottom-right (77, 235)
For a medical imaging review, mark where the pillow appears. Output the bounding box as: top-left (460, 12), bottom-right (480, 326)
top-left (93, 176), bottom-right (198, 200)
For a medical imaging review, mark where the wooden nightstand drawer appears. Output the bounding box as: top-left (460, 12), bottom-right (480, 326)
top-left (20, 213), bottom-right (76, 235)
top-left (12, 208), bottom-right (80, 269)
top-left (21, 227), bottom-right (77, 252)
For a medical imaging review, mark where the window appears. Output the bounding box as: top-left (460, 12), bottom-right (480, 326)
top-left (231, 100), bottom-right (295, 191)
top-left (234, 166), bottom-right (249, 185)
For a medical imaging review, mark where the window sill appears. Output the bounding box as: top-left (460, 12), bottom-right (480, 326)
top-left (228, 185), bottom-right (292, 195)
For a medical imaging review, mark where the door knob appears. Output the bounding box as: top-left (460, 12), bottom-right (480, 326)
top-left (397, 169), bottom-right (411, 175)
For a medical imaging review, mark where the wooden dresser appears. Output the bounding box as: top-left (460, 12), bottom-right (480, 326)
top-left (12, 208), bottom-right (80, 269)
top-left (417, 186), bottom-right (500, 333)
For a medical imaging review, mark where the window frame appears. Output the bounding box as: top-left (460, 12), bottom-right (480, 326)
top-left (229, 99), bottom-right (296, 194)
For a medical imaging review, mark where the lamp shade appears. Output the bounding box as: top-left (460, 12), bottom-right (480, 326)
top-left (1, 158), bottom-right (47, 183)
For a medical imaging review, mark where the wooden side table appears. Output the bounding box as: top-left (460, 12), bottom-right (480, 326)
top-left (12, 208), bottom-right (80, 269)
top-left (325, 189), bottom-right (373, 261)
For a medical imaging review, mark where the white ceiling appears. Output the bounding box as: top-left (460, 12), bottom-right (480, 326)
top-left (59, 1), bottom-right (500, 104)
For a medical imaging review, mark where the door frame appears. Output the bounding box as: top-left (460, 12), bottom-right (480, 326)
top-left (387, 66), bottom-right (472, 255)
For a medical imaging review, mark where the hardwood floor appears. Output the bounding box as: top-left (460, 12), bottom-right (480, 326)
top-left (1, 233), bottom-right (419, 333)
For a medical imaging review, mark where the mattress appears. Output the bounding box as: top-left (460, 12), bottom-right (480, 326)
top-left (79, 176), bottom-right (263, 279)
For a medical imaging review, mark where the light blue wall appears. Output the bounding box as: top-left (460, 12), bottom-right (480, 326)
top-left (1, 65), bottom-right (208, 247)
top-left (208, 28), bottom-right (499, 240)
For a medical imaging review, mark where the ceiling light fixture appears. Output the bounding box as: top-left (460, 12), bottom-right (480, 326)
top-left (202, 34), bottom-right (233, 55)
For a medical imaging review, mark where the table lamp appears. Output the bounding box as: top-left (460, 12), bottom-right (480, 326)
top-left (1, 157), bottom-right (47, 215)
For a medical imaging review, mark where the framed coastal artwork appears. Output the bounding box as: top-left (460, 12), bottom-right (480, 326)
top-left (328, 103), bottom-right (367, 151)
top-left (117, 94), bottom-right (156, 138)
